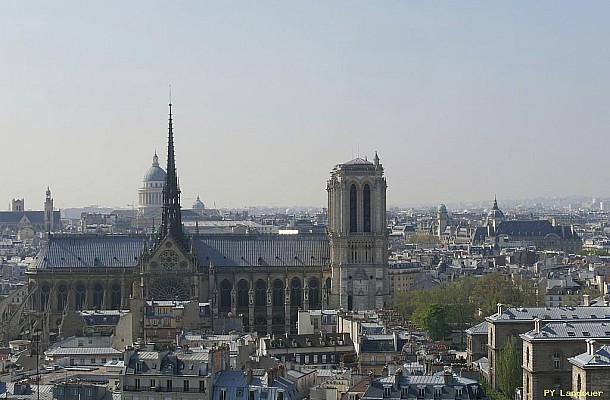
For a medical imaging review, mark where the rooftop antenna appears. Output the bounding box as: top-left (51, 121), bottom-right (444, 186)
top-left (169, 84), bottom-right (172, 104)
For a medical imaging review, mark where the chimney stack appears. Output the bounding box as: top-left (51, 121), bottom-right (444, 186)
top-left (394, 369), bottom-right (402, 390)
top-left (534, 318), bottom-right (541, 333)
top-left (497, 303), bottom-right (503, 316)
top-left (583, 294), bottom-right (590, 307)
top-left (443, 368), bottom-right (452, 386)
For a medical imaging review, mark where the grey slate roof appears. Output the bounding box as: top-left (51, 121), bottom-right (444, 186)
top-left (45, 347), bottom-right (123, 356)
top-left (0, 210), bottom-right (61, 226)
top-left (29, 235), bottom-right (146, 269)
top-left (212, 370), bottom-right (299, 400)
top-left (569, 345), bottom-right (610, 368)
top-left (487, 306), bottom-right (610, 323)
top-left (521, 321), bottom-right (610, 341)
top-left (473, 220), bottom-right (580, 242)
top-left (465, 321), bottom-right (488, 335)
top-left (364, 373), bottom-right (488, 400)
top-left (496, 220), bottom-right (579, 239)
top-left (343, 157), bottom-right (373, 165)
top-left (29, 233), bottom-right (330, 270)
top-left (193, 234), bottom-right (330, 268)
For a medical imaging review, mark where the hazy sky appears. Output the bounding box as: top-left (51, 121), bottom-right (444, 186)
top-left (2, 2), bottom-right (610, 210)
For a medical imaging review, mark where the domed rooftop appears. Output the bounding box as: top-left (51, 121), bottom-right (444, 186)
top-left (487, 198), bottom-right (505, 219)
top-left (193, 196), bottom-right (205, 211)
top-left (143, 152), bottom-right (166, 182)
top-left (438, 204), bottom-right (447, 213)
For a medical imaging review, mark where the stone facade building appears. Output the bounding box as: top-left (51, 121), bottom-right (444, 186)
top-left (22, 104), bottom-right (390, 342)
top-left (0, 188), bottom-right (60, 238)
top-left (520, 321), bottom-right (610, 400)
top-left (485, 304), bottom-right (610, 390)
top-left (472, 198), bottom-right (582, 253)
top-left (568, 340), bottom-right (610, 399)
top-left (465, 321), bottom-right (488, 367)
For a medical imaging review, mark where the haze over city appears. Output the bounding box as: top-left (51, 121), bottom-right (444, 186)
top-left (2, 2), bottom-right (610, 210)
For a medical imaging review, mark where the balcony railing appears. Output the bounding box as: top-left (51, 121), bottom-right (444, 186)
top-left (123, 385), bottom-right (206, 393)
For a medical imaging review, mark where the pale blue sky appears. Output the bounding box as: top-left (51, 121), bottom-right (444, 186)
top-left (2, 2), bottom-right (609, 210)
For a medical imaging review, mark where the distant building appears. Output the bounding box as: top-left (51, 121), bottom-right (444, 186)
top-left (361, 368), bottom-right (488, 399)
top-left (0, 188), bottom-right (61, 238)
top-left (136, 152), bottom-right (166, 231)
top-left (472, 198), bottom-right (582, 253)
top-left (121, 345), bottom-right (227, 400)
top-left (258, 333), bottom-right (354, 369)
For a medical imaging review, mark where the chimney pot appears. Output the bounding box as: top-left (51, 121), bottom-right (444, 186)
top-left (534, 318), bottom-right (541, 333)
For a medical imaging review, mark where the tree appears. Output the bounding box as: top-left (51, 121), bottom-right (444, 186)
top-left (496, 336), bottom-right (521, 399)
top-left (421, 303), bottom-right (452, 341)
top-left (405, 234), bottom-right (441, 245)
top-left (564, 286), bottom-right (601, 306)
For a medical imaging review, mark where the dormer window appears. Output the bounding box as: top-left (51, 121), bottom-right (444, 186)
top-left (418, 387), bottom-right (425, 398)
top-left (401, 386), bottom-right (409, 398)
top-left (383, 387), bottom-right (391, 398)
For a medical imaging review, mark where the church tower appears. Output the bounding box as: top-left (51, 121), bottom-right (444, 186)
top-left (44, 187), bottom-right (53, 232)
top-left (437, 204), bottom-right (448, 238)
top-left (326, 152), bottom-right (388, 310)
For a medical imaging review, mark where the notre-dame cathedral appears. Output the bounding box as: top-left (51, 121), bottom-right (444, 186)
top-left (25, 104), bottom-right (389, 337)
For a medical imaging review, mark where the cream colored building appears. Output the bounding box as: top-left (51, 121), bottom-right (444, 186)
top-left (569, 340), bottom-right (610, 399)
top-left (521, 321), bottom-right (610, 400)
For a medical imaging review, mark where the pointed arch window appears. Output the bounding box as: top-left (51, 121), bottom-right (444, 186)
top-left (237, 280), bottom-right (249, 309)
top-left (290, 277), bottom-right (302, 308)
top-left (93, 283), bottom-right (104, 310)
top-left (255, 279), bottom-right (266, 307)
top-left (57, 283), bottom-right (68, 312)
top-left (219, 280), bottom-right (232, 311)
top-left (308, 278), bottom-right (320, 310)
top-left (75, 283), bottom-right (86, 310)
top-left (40, 284), bottom-right (51, 311)
top-left (363, 184), bottom-right (371, 232)
top-left (349, 184), bottom-right (357, 232)
top-left (272, 279), bottom-right (284, 307)
top-left (111, 282), bottom-right (121, 309)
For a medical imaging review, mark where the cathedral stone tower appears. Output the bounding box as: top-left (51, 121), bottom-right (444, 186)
top-left (326, 152), bottom-right (389, 311)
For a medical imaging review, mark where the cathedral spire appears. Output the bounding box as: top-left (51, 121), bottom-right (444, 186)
top-left (160, 102), bottom-right (184, 245)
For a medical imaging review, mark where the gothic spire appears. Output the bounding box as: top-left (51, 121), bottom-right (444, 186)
top-left (160, 102), bottom-right (184, 245)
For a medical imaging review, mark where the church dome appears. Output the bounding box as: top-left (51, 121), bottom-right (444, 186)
top-left (193, 196), bottom-right (205, 211)
top-left (143, 153), bottom-right (166, 182)
top-left (487, 198), bottom-right (505, 219)
top-left (438, 204), bottom-right (447, 213)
